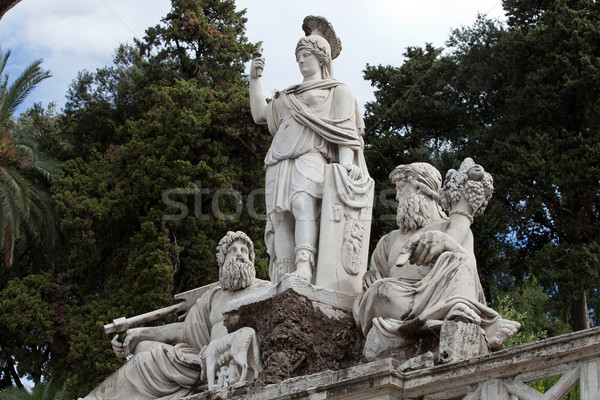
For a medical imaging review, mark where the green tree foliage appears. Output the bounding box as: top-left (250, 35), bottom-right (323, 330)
top-left (12, 104), bottom-right (66, 161)
top-left (364, 0), bottom-right (600, 331)
top-left (0, 50), bottom-right (62, 390)
top-left (139, 0), bottom-right (250, 85)
top-left (0, 49), bottom-right (58, 267)
top-left (58, 45), bottom-right (145, 161)
top-left (0, 274), bottom-right (69, 386)
top-left (0, 380), bottom-right (71, 400)
top-left (46, 0), bottom-right (270, 395)
top-left (470, 0), bottom-right (600, 330)
top-left (495, 277), bottom-right (571, 347)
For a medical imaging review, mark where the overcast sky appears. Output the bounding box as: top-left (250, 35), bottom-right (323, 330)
top-left (0, 0), bottom-right (506, 115)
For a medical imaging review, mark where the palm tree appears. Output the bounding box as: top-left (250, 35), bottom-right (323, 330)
top-left (0, 48), bottom-right (50, 127)
top-left (0, 48), bottom-right (59, 266)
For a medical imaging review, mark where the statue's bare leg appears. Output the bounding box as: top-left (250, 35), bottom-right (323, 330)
top-left (233, 362), bottom-right (249, 389)
top-left (291, 193), bottom-right (319, 282)
top-left (272, 211), bottom-right (296, 278)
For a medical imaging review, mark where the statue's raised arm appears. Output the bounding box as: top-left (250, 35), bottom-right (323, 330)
top-left (249, 43), bottom-right (267, 124)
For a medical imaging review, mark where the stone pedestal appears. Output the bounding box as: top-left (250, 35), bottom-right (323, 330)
top-left (222, 275), bottom-right (364, 385)
top-left (438, 319), bottom-right (489, 364)
top-left (364, 319), bottom-right (488, 366)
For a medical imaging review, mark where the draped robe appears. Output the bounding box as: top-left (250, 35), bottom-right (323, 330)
top-left (263, 79), bottom-right (373, 281)
top-left (83, 287), bottom-right (220, 400)
top-left (353, 229), bottom-right (503, 346)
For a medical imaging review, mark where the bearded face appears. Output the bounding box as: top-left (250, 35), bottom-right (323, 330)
top-left (396, 188), bottom-right (430, 234)
top-left (219, 257), bottom-right (256, 291)
top-left (217, 237), bottom-right (256, 291)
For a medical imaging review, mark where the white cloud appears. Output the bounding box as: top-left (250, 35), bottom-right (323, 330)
top-left (237, 0), bottom-right (506, 110)
top-left (0, 0), bottom-right (170, 112)
top-left (3, 0), bottom-right (169, 55)
top-left (0, 0), bottom-right (506, 113)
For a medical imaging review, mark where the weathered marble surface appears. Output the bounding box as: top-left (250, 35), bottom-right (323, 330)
top-left (438, 320), bottom-right (489, 364)
top-left (315, 164), bottom-right (373, 296)
top-left (249, 15), bottom-right (374, 291)
top-left (223, 273), bottom-right (356, 314)
top-left (223, 275), bottom-right (364, 385)
top-left (353, 160), bottom-right (520, 361)
top-left (80, 231), bottom-right (271, 399)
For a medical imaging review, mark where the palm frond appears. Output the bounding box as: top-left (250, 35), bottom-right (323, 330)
top-left (0, 48), bottom-right (11, 77)
top-left (0, 48), bottom-right (51, 125)
top-left (0, 165), bottom-right (38, 265)
top-left (31, 153), bottom-right (62, 181)
top-left (0, 172), bottom-right (25, 264)
top-left (12, 140), bottom-right (62, 180)
top-left (0, 48), bottom-right (11, 99)
top-left (0, 130), bottom-right (17, 163)
top-left (22, 185), bottom-right (57, 247)
top-left (0, 48), bottom-right (57, 267)
top-left (0, 386), bottom-right (30, 400)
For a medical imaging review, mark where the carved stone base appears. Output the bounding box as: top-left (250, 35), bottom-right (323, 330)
top-left (222, 275), bottom-right (364, 385)
top-left (365, 319), bottom-right (489, 367)
top-left (364, 327), bottom-right (439, 363)
top-left (438, 319), bottom-right (489, 364)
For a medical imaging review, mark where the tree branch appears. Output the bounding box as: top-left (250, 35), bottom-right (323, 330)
top-left (0, 0), bottom-right (22, 20)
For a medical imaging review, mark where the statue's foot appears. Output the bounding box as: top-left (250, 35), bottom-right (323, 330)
top-left (232, 380), bottom-right (247, 389)
top-left (447, 302), bottom-right (481, 325)
top-left (487, 319), bottom-right (521, 350)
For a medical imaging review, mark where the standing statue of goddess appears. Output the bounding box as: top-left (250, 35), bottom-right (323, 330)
top-left (249, 16), bottom-right (373, 290)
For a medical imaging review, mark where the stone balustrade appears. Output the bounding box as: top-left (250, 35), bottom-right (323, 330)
top-left (183, 325), bottom-right (600, 399)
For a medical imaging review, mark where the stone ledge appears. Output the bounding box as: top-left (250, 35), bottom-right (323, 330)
top-left (402, 324), bottom-right (600, 398)
top-left (181, 326), bottom-right (600, 399)
top-left (222, 274), bottom-right (357, 314)
top-left (181, 358), bottom-right (404, 400)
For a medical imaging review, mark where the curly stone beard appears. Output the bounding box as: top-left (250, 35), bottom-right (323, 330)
top-left (396, 191), bottom-right (430, 233)
top-left (219, 258), bottom-right (256, 291)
